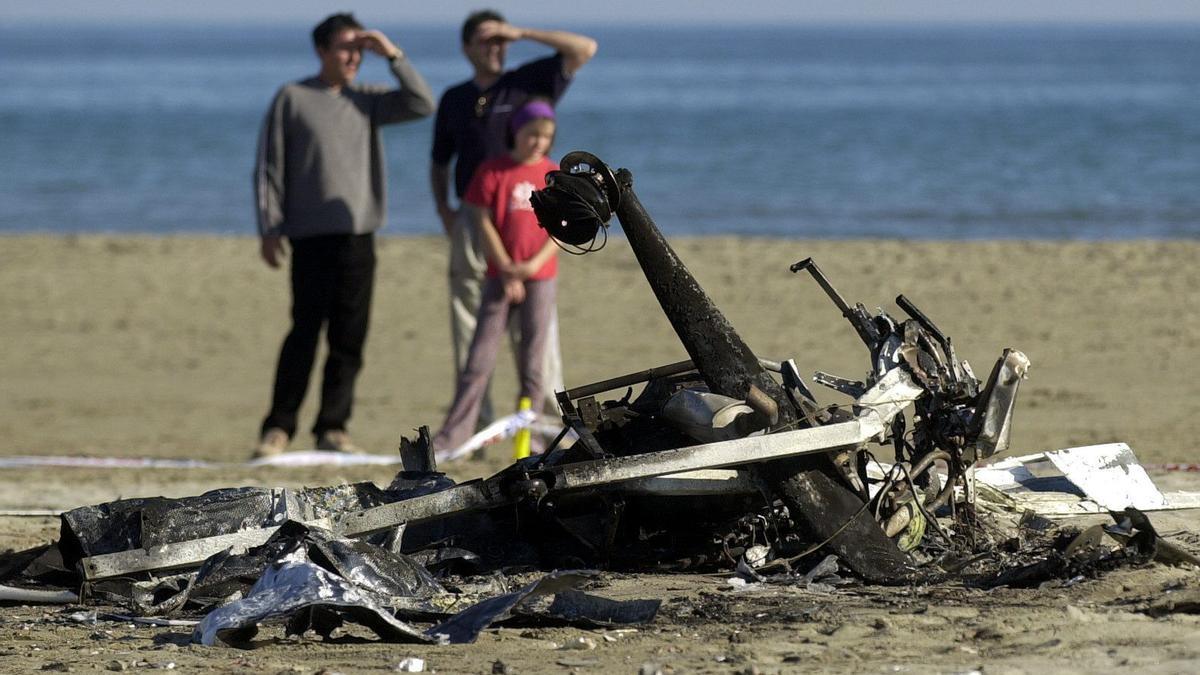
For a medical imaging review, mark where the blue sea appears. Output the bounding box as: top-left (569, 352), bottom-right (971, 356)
top-left (2, 22), bottom-right (1198, 239)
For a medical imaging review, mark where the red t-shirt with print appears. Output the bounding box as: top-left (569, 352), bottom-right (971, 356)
top-left (464, 155), bottom-right (558, 280)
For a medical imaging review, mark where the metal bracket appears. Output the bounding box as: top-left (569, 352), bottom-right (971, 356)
top-left (813, 371), bottom-right (867, 398)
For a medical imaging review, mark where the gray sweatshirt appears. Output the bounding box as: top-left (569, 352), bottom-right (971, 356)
top-left (254, 57), bottom-right (435, 239)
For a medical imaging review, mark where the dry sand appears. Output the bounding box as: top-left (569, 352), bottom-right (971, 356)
top-left (3, 236), bottom-right (1197, 465)
top-left (2, 235), bottom-right (1200, 673)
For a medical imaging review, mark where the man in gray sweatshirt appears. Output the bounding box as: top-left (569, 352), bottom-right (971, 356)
top-left (253, 13), bottom-right (434, 458)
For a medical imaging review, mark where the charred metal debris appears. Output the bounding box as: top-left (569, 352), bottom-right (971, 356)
top-left (3, 152), bottom-right (1192, 644)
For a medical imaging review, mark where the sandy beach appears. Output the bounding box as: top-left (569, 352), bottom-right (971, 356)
top-left (2, 235), bottom-right (1199, 672)
top-left (2, 235), bottom-right (1196, 465)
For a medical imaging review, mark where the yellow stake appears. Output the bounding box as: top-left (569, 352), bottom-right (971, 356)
top-left (513, 396), bottom-right (533, 459)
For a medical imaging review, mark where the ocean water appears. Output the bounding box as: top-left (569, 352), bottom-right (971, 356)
top-left (1, 22), bottom-right (1198, 239)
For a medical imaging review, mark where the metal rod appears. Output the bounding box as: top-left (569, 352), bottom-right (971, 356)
top-left (562, 358), bottom-right (783, 401)
top-left (790, 258), bottom-right (853, 315)
top-left (561, 359), bottom-right (695, 400)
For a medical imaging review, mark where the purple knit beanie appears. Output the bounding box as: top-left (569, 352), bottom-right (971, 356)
top-left (510, 100), bottom-right (556, 134)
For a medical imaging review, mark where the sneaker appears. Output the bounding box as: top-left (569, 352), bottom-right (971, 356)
top-left (316, 430), bottom-right (362, 453)
top-left (254, 428), bottom-right (289, 459)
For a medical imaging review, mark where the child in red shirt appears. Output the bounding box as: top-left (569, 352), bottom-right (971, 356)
top-left (433, 101), bottom-right (559, 456)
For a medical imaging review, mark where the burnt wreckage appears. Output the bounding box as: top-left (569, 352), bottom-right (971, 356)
top-left (52, 151), bottom-right (1028, 593)
top-left (2, 152), bottom-right (1053, 644)
top-left (520, 151), bottom-right (1027, 581)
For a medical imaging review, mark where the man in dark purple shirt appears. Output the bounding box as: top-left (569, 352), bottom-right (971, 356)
top-left (430, 10), bottom-right (597, 428)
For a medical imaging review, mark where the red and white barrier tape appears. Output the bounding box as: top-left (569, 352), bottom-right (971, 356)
top-left (0, 415), bottom-right (569, 470)
top-left (1146, 463), bottom-right (1200, 473)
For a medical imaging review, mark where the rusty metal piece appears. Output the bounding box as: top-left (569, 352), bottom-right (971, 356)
top-left (744, 385), bottom-right (779, 427)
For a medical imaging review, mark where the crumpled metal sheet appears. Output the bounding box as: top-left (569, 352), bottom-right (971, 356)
top-left (305, 527), bottom-right (445, 599)
top-left (193, 557), bottom-right (434, 646)
top-left (110, 519), bottom-right (448, 619)
top-left (420, 570), bottom-right (661, 644)
top-left (424, 570), bottom-right (595, 644)
top-left (0, 543), bottom-right (70, 584)
top-left (130, 575), bottom-right (193, 615)
top-left (60, 483), bottom-right (408, 572)
top-left (184, 521), bottom-right (446, 614)
top-left (185, 546), bottom-right (277, 609)
top-left (0, 543), bottom-right (79, 603)
top-left (406, 546), bottom-right (481, 575)
top-left (1043, 444), bottom-right (1167, 511)
top-left (974, 444), bottom-right (1182, 516)
top-left (191, 526), bottom-right (660, 646)
top-left (60, 488), bottom-right (279, 564)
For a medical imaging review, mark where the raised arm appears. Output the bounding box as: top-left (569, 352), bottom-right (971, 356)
top-left (476, 21), bottom-right (598, 77)
top-left (357, 29), bottom-right (435, 123)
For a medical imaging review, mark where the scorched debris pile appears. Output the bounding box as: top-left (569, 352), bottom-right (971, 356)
top-left (8, 153), bottom-right (1185, 646)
